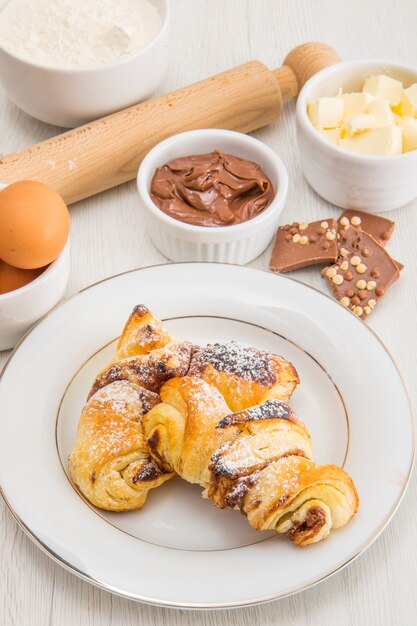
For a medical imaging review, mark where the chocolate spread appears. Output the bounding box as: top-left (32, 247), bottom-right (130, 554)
top-left (150, 150), bottom-right (275, 227)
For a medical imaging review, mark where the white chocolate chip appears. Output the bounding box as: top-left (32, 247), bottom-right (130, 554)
top-left (326, 230), bottom-right (336, 241)
top-left (368, 298), bottom-right (377, 308)
top-left (356, 263), bottom-right (367, 274)
top-left (292, 233), bottom-right (301, 243)
top-left (340, 247), bottom-right (349, 257)
top-left (351, 255), bottom-right (361, 266)
top-left (321, 221), bottom-right (329, 229)
top-left (366, 280), bottom-right (377, 291)
top-left (340, 296), bottom-right (350, 307)
top-left (340, 261), bottom-right (349, 271)
top-left (340, 217), bottom-right (350, 227)
top-left (364, 306), bottom-right (371, 315)
top-left (356, 279), bottom-right (367, 289)
top-left (353, 306), bottom-right (364, 316)
top-left (332, 274), bottom-right (344, 285)
top-left (351, 216), bottom-right (362, 226)
top-left (326, 267), bottom-right (337, 278)
top-left (299, 222), bottom-right (309, 231)
top-left (299, 235), bottom-right (309, 245)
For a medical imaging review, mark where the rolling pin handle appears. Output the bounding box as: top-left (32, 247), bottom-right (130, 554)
top-left (272, 42), bottom-right (340, 100)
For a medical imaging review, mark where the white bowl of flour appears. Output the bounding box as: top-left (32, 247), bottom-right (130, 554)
top-left (0, 0), bottom-right (170, 127)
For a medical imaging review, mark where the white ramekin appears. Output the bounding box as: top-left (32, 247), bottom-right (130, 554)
top-left (297, 60), bottom-right (417, 212)
top-left (0, 0), bottom-right (170, 127)
top-left (0, 184), bottom-right (70, 350)
top-left (137, 129), bottom-right (289, 264)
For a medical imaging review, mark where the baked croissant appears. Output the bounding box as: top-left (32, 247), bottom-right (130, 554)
top-left (144, 380), bottom-right (359, 546)
top-left (71, 303), bottom-right (355, 545)
top-left (69, 305), bottom-right (191, 510)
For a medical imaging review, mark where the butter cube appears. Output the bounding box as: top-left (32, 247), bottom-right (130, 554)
top-left (366, 99), bottom-right (394, 127)
top-left (320, 128), bottom-right (341, 145)
top-left (397, 84), bottom-right (417, 117)
top-left (402, 118), bottom-right (417, 152)
top-left (362, 75), bottom-right (403, 106)
top-left (342, 114), bottom-right (376, 136)
top-left (308, 97), bottom-right (344, 129)
top-left (342, 92), bottom-right (373, 118)
top-left (340, 125), bottom-right (402, 155)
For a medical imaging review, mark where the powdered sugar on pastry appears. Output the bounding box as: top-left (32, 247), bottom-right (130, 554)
top-left (189, 342), bottom-right (277, 385)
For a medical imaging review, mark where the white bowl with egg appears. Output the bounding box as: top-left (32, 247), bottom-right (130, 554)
top-left (296, 60), bottom-right (417, 212)
top-left (0, 181), bottom-right (71, 350)
top-left (0, 239), bottom-right (70, 351)
top-left (0, 0), bottom-right (170, 127)
top-left (137, 129), bottom-right (289, 264)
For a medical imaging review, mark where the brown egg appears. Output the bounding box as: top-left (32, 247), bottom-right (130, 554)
top-left (0, 259), bottom-right (45, 294)
top-left (0, 180), bottom-right (70, 269)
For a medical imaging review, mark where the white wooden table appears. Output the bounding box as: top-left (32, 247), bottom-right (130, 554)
top-left (1, 1), bottom-right (416, 624)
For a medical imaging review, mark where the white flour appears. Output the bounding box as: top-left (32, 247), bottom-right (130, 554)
top-left (0, 0), bottom-right (162, 68)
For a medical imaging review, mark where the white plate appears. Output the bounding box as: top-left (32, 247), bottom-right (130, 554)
top-left (0, 264), bottom-right (414, 609)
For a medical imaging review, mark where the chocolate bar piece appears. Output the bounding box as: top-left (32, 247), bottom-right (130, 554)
top-left (270, 219), bottom-right (338, 273)
top-left (338, 209), bottom-right (395, 246)
top-left (322, 227), bottom-right (401, 319)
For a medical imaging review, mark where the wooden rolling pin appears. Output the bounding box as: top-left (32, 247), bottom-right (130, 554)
top-left (0, 42), bottom-right (339, 205)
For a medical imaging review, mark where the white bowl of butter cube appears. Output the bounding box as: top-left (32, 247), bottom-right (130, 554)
top-left (296, 60), bottom-right (417, 212)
